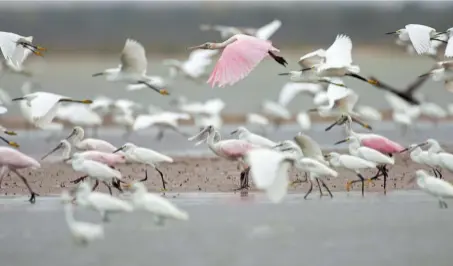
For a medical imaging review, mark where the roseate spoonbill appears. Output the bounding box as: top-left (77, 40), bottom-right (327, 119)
top-left (200, 19), bottom-right (282, 41)
top-left (11, 92), bottom-right (92, 129)
top-left (188, 34), bottom-right (287, 88)
top-left (418, 60), bottom-right (453, 92)
top-left (60, 190), bottom-right (104, 245)
top-left (408, 170), bottom-right (453, 208)
top-left (334, 136), bottom-right (394, 194)
top-left (0, 147), bottom-right (40, 203)
top-left (324, 152), bottom-right (376, 196)
top-left (386, 24), bottom-right (437, 55)
top-left (163, 49), bottom-right (218, 83)
top-left (123, 181), bottom-right (189, 225)
top-left (230, 126), bottom-right (276, 148)
top-left (367, 74), bottom-right (429, 105)
top-left (133, 112), bottom-right (191, 141)
top-left (72, 181), bottom-right (133, 222)
top-left (70, 153), bottom-right (122, 195)
top-left (66, 126), bottom-right (117, 152)
top-left (246, 113), bottom-right (270, 135)
top-left (0, 31), bottom-right (46, 59)
top-left (300, 35), bottom-right (377, 86)
top-left (189, 125), bottom-right (257, 190)
top-left (92, 39), bottom-right (169, 95)
top-left (113, 143), bottom-right (173, 191)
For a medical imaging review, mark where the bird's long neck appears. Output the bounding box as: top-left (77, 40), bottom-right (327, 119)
top-left (62, 144), bottom-right (71, 160)
top-left (213, 36), bottom-right (237, 49)
top-left (348, 141), bottom-right (360, 156)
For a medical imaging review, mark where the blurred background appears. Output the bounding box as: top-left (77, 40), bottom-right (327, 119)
top-left (1, 0), bottom-right (453, 117)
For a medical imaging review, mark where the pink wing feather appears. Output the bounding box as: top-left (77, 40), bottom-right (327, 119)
top-left (208, 36), bottom-right (275, 88)
top-left (0, 147), bottom-right (40, 169)
top-left (219, 140), bottom-right (256, 158)
top-left (361, 137), bottom-right (405, 154)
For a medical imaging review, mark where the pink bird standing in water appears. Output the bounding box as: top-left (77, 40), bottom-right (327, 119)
top-left (188, 34), bottom-right (287, 88)
top-left (188, 125), bottom-right (257, 190)
top-left (335, 115), bottom-right (405, 194)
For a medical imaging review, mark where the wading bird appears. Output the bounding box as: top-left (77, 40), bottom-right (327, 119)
top-left (188, 34), bottom-right (287, 88)
top-left (92, 39), bottom-right (169, 95)
top-left (409, 170), bottom-right (453, 208)
top-left (386, 24), bottom-right (437, 55)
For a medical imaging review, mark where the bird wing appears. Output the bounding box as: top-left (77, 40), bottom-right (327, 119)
top-left (79, 159), bottom-right (121, 179)
top-left (294, 134), bottom-right (323, 159)
top-left (361, 136), bottom-right (404, 153)
top-left (299, 158), bottom-right (337, 176)
top-left (219, 139), bottom-right (255, 157)
top-left (335, 89), bottom-right (359, 113)
top-left (296, 112), bottom-right (311, 130)
top-left (405, 24), bottom-right (434, 55)
top-left (183, 50), bottom-right (218, 77)
top-left (423, 177), bottom-right (453, 197)
top-left (120, 39), bottom-right (147, 75)
top-left (246, 148), bottom-right (286, 189)
top-left (0, 32), bottom-right (21, 61)
top-left (207, 35), bottom-right (272, 87)
top-left (357, 147), bottom-right (394, 165)
top-left (10, 36), bottom-right (33, 66)
top-left (82, 139), bottom-right (116, 152)
top-left (340, 154), bottom-right (376, 169)
top-left (324, 34), bottom-right (353, 67)
top-left (29, 92), bottom-right (63, 120)
top-left (298, 49), bottom-right (326, 68)
top-left (278, 82), bottom-right (322, 107)
top-left (261, 100), bottom-right (291, 119)
top-left (444, 36), bottom-right (453, 58)
top-left (142, 193), bottom-right (188, 219)
top-left (135, 147), bottom-right (173, 163)
top-left (248, 134), bottom-right (276, 148)
top-left (255, 20), bottom-right (282, 40)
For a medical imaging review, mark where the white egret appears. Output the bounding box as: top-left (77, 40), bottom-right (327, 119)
top-left (277, 82), bottom-right (323, 107)
top-left (296, 112), bottom-right (311, 131)
top-left (409, 170), bottom-right (453, 208)
top-left (230, 126), bottom-right (276, 148)
top-left (133, 112), bottom-right (191, 140)
top-left (325, 152), bottom-right (377, 196)
top-left (163, 49), bottom-right (218, 83)
top-left (61, 190), bottom-right (104, 245)
top-left (386, 24), bottom-right (437, 55)
top-left (11, 92), bottom-right (92, 129)
top-left (113, 143), bottom-right (173, 191)
top-left (92, 39), bottom-right (169, 95)
top-left (419, 60), bottom-right (453, 92)
top-left (1, 35), bottom-right (35, 77)
top-left (0, 31), bottom-right (46, 59)
top-left (74, 181), bottom-right (133, 222)
top-left (418, 139), bottom-right (444, 178)
top-left (123, 181), bottom-right (189, 225)
top-left (245, 113), bottom-right (270, 135)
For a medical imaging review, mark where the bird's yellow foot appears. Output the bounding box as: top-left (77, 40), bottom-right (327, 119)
top-left (160, 188), bottom-right (168, 192)
top-left (363, 123), bottom-right (372, 130)
top-left (8, 141), bottom-right (19, 148)
top-left (159, 89), bottom-right (169, 95)
top-left (346, 181), bottom-right (352, 192)
top-left (36, 46), bottom-right (47, 51)
top-left (4, 130), bottom-right (17, 136)
top-left (366, 178), bottom-right (375, 187)
top-left (367, 79), bottom-right (379, 86)
top-left (33, 50), bottom-right (43, 56)
top-left (81, 99), bottom-right (93, 104)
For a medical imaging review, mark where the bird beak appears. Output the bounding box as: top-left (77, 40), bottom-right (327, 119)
top-left (367, 78), bottom-right (380, 86)
top-left (41, 143), bottom-right (63, 160)
top-left (334, 139), bottom-right (349, 145)
top-left (419, 72), bottom-right (431, 78)
top-left (63, 157), bottom-right (72, 163)
top-left (278, 72), bottom-right (290, 76)
top-left (92, 72), bottom-right (103, 77)
top-left (112, 146), bottom-right (124, 153)
top-left (323, 154), bottom-right (331, 160)
top-left (187, 45), bottom-right (203, 50)
top-left (230, 130), bottom-right (238, 135)
top-left (11, 97), bottom-right (25, 101)
top-left (301, 67), bottom-right (312, 72)
top-left (351, 117), bottom-right (372, 130)
top-left (385, 31), bottom-right (397, 35)
top-left (0, 136), bottom-right (19, 148)
top-left (65, 130), bottom-right (76, 140)
top-left (399, 147), bottom-right (410, 153)
top-left (3, 130), bottom-right (16, 136)
top-left (272, 143), bottom-right (284, 149)
top-left (435, 31), bottom-right (448, 36)
top-left (307, 108), bottom-right (318, 113)
top-left (430, 38), bottom-right (448, 43)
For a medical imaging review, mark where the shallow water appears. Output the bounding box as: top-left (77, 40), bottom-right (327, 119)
top-left (0, 191), bottom-right (452, 266)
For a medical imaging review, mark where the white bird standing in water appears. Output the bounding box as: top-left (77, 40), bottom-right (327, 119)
top-left (92, 39), bottom-right (169, 95)
top-left (123, 181), bottom-right (189, 225)
top-left (61, 190), bottom-right (104, 245)
top-left (73, 181), bottom-right (133, 222)
top-left (230, 126), bottom-right (276, 148)
top-left (113, 143), bottom-right (173, 191)
top-left (409, 170), bottom-right (453, 208)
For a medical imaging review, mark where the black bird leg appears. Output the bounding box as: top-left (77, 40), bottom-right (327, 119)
top-left (70, 175), bottom-right (88, 184)
top-left (13, 170), bottom-right (39, 204)
top-left (268, 51), bottom-right (288, 67)
top-left (304, 179), bottom-right (313, 199)
top-left (102, 181), bottom-right (113, 195)
top-left (320, 179), bottom-right (333, 198)
top-left (139, 170), bottom-right (148, 182)
top-left (155, 167), bottom-right (168, 191)
top-left (92, 180), bottom-right (99, 191)
top-left (315, 178), bottom-right (325, 197)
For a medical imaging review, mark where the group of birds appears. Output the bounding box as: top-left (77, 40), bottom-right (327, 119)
top-left (0, 21), bottom-right (453, 245)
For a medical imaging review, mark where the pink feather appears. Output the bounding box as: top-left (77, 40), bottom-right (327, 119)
top-left (361, 136), bottom-right (405, 154)
top-left (0, 147), bottom-right (40, 169)
top-left (208, 35), bottom-right (277, 88)
top-left (80, 151), bottom-right (126, 166)
top-left (218, 140), bottom-right (256, 159)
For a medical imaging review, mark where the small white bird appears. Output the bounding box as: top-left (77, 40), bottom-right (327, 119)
top-left (296, 112), bottom-right (311, 131)
top-left (230, 126), bottom-right (276, 148)
top-left (419, 60), bottom-right (453, 92)
top-left (92, 39), bottom-right (169, 95)
top-left (277, 82), bottom-right (323, 107)
top-left (0, 31), bottom-right (46, 60)
top-left (386, 24), bottom-right (437, 55)
top-left (245, 113), bottom-right (270, 135)
top-left (11, 92), bottom-right (92, 129)
top-left (113, 143), bottom-right (173, 191)
top-left (74, 181), bottom-right (133, 222)
top-left (61, 190), bottom-right (104, 245)
top-left (133, 112), bottom-right (191, 140)
top-left (409, 169), bottom-right (453, 208)
top-left (1, 35), bottom-right (35, 77)
top-left (163, 49), bottom-right (218, 83)
top-left (123, 181), bottom-right (189, 225)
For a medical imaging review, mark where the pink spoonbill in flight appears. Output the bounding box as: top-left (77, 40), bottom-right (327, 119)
top-left (188, 34), bottom-right (287, 88)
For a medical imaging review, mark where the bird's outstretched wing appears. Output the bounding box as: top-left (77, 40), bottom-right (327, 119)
top-left (120, 39), bottom-right (147, 75)
top-left (278, 82), bottom-right (321, 107)
top-left (0, 32), bottom-right (21, 61)
top-left (405, 24), bottom-right (433, 55)
top-left (298, 49), bottom-right (326, 69)
top-left (255, 20), bottom-right (282, 40)
top-left (324, 34), bottom-right (353, 67)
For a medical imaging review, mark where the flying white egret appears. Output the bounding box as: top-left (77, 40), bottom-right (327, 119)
top-left (200, 19), bottom-right (282, 41)
top-left (261, 100), bottom-right (291, 129)
top-left (61, 190), bottom-right (104, 245)
top-left (354, 105), bottom-right (382, 122)
top-left (89, 95), bottom-right (113, 118)
top-left (246, 113), bottom-right (270, 135)
top-left (277, 82), bottom-right (324, 107)
top-left (325, 152), bottom-right (376, 196)
top-left (419, 60), bottom-right (453, 92)
top-left (230, 126), bottom-right (276, 148)
top-left (386, 24), bottom-right (437, 55)
top-left (0, 32), bottom-right (46, 60)
top-left (430, 27), bottom-right (453, 58)
top-left (163, 49), bottom-right (218, 83)
top-left (300, 34), bottom-right (378, 85)
top-left (123, 181), bottom-right (189, 225)
top-left (57, 104), bottom-right (103, 137)
top-left (1, 35), bottom-right (35, 77)
top-left (133, 112), bottom-right (191, 140)
top-left (92, 39), bottom-right (169, 95)
top-left (125, 76), bottom-right (168, 92)
top-left (73, 181), bottom-right (133, 222)
top-left (113, 143), bottom-right (173, 191)
top-left (409, 170), bottom-right (453, 208)
top-left (11, 92), bottom-right (92, 129)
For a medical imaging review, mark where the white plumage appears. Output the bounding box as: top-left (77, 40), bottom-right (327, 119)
top-left (231, 126), bottom-right (276, 148)
top-left (412, 170), bottom-right (453, 208)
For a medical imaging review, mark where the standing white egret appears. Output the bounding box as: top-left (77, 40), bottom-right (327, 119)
top-left (11, 92), bottom-right (92, 129)
top-left (409, 170), bottom-right (453, 208)
top-left (92, 39), bottom-right (169, 95)
top-left (61, 190), bottom-right (104, 245)
top-left (113, 143), bottom-right (173, 191)
top-left (74, 181), bottom-right (133, 222)
top-left (386, 24), bottom-right (437, 55)
top-left (230, 126), bottom-right (276, 148)
top-left (123, 181), bottom-right (189, 225)
top-left (324, 152), bottom-right (376, 196)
